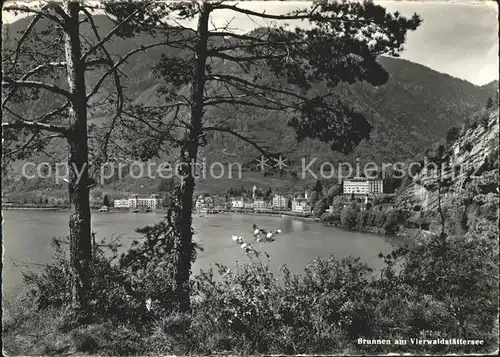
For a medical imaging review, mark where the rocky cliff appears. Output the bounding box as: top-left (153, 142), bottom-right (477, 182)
top-left (395, 108), bottom-right (499, 229)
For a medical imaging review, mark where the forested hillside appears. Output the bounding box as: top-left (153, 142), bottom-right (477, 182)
top-left (2, 15), bottom-right (497, 197)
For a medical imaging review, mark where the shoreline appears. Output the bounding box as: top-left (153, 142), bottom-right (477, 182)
top-left (322, 221), bottom-right (426, 241)
top-left (2, 205), bottom-right (317, 219)
top-left (211, 210), bottom-right (320, 222)
top-left (2, 206), bottom-right (65, 211)
top-left (322, 221), bottom-right (385, 234)
top-left (3, 206), bottom-right (415, 240)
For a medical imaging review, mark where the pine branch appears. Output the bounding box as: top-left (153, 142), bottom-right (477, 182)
top-left (2, 78), bottom-right (72, 100)
top-left (86, 40), bottom-right (172, 101)
top-left (213, 4), bottom-right (318, 20)
top-left (80, 4), bottom-right (148, 62)
top-left (203, 126), bottom-right (276, 157)
top-left (2, 119), bottom-right (69, 134)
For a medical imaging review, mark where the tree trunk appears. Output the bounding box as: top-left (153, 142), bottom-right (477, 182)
top-left (174, 2), bottom-right (211, 312)
top-left (64, 2), bottom-right (92, 310)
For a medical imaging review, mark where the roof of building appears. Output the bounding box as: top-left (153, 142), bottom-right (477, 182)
top-left (130, 194), bottom-right (163, 199)
top-left (344, 177), bottom-right (382, 182)
top-left (293, 197), bottom-right (309, 203)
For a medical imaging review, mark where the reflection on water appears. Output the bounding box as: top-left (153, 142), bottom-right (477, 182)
top-left (291, 219), bottom-right (305, 232)
top-left (2, 210), bottom-right (403, 301)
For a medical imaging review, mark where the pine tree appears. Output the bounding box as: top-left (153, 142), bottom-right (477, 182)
top-left (109, 0), bottom-right (421, 311)
top-left (314, 179), bottom-right (323, 196)
top-left (103, 194), bottom-right (111, 207)
top-left (2, 2), bottom-right (164, 311)
top-left (486, 97), bottom-right (493, 109)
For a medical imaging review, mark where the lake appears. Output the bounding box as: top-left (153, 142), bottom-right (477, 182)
top-left (2, 210), bottom-right (403, 301)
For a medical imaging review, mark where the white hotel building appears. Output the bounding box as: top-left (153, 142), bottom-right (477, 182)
top-left (114, 194), bottom-right (163, 210)
top-left (343, 178), bottom-right (383, 195)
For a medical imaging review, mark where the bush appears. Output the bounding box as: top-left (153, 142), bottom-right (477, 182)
top-left (356, 210), bottom-right (370, 229)
top-left (320, 211), bottom-right (341, 224)
top-left (464, 141), bottom-right (474, 152)
top-left (383, 210), bottom-right (400, 235)
top-left (326, 184), bottom-right (342, 201)
top-left (374, 209), bottom-right (388, 228)
top-left (372, 194), bottom-right (396, 206)
top-left (366, 209), bottom-right (377, 226)
top-left (397, 225), bottom-right (498, 352)
top-left (330, 195), bottom-right (346, 211)
top-left (340, 204), bottom-right (358, 229)
top-left (191, 255), bottom-right (374, 354)
top-left (313, 198), bottom-right (328, 217)
top-left (481, 112), bottom-right (490, 129)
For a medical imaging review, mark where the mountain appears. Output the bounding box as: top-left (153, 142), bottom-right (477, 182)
top-left (339, 57), bottom-right (497, 163)
top-left (481, 80), bottom-right (499, 92)
top-left (2, 15), bottom-right (498, 198)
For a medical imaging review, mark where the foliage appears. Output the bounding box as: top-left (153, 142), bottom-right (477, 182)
top-left (374, 209), bottom-right (388, 228)
top-left (464, 141), bottom-right (474, 152)
top-left (103, 195), bottom-right (111, 207)
top-left (326, 184), bottom-right (342, 202)
top-left (365, 209), bottom-right (377, 227)
top-left (330, 195), bottom-right (347, 210)
top-left (399, 229), bottom-right (498, 344)
top-left (383, 210), bottom-right (400, 235)
top-left (383, 175), bottom-right (403, 194)
top-left (446, 127), bottom-right (460, 146)
top-left (372, 194), bottom-right (396, 206)
top-left (356, 210), bottom-right (370, 229)
top-left (486, 97), bottom-right (493, 109)
top-left (190, 255), bottom-right (374, 354)
top-left (340, 204), bottom-right (358, 229)
top-left (320, 211), bottom-right (341, 224)
top-left (481, 111), bottom-right (490, 129)
top-left (314, 179), bottom-right (324, 196)
top-left (313, 198), bottom-right (328, 217)
top-left (264, 187), bottom-right (273, 200)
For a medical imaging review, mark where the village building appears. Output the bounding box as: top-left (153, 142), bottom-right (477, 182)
top-left (291, 191), bottom-right (311, 213)
top-left (113, 198), bottom-right (131, 208)
top-left (231, 197), bottom-right (253, 209)
top-left (272, 194), bottom-right (289, 210)
top-left (231, 197), bottom-right (244, 208)
top-left (253, 198), bottom-right (267, 211)
top-left (195, 195), bottom-right (207, 211)
top-left (292, 197), bottom-right (311, 213)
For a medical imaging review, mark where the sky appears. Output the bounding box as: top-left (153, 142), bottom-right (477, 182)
top-left (2, 1), bottom-right (498, 85)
